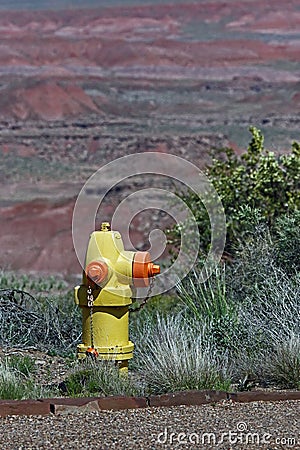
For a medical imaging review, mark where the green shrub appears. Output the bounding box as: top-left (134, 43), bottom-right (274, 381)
top-left (0, 363), bottom-right (26, 400)
top-left (0, 357), bottom-right (51, 400)
top-left (266, 335), bottom-right (300, 389)
top-left (231, 257), bottom-right (299, 386)
top-left (0, 271), bottom-right (68, 293)
top-left (174, 212), bottom-right (299, 390)
top-left (63, 359), bottom-right (143, 397)
top-left (133, 314), bottom-right (231, 394)
top-left (273, 211), bottom-right (300, 274)
top-left (0, 287), bottom-right (81, 355)
top-left (177, 264), bottom-right (238, 352)
top-left (6, 355), bottom-right (36, 378)
top-left (168, 127), bottom-right (300, 254)
top-left (228, 214), bottom-right (277, 305)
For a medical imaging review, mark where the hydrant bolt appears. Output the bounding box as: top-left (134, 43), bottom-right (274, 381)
top-left (148, 263), bottom-right (160, 277)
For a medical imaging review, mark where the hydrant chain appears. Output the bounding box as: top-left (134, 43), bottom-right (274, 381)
top-left (129, 277), bottom-right (155, 313)
top-left (87, 285), bottom-right (95, 349)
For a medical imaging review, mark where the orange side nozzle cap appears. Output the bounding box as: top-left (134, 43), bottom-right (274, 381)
top-left (133, 251), bottom-right (160, 287)
top-left (86, 261), bottom-right (108, 285)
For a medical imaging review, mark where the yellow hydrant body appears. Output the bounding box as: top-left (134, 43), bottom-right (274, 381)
top-left (74, 222), bottom-right (159, 371)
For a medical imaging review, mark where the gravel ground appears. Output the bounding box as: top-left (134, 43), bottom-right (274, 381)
top-left (0, 400), bottom-right (299, 450)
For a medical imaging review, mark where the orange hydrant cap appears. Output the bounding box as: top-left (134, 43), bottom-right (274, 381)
top-left (132, 251), bottom-right (160, 287)
top-left (86, 261), bottom-right (108, 285)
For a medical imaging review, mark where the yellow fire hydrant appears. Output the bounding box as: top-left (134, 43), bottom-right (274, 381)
top-left (74, 222), bottom-right (160, 372)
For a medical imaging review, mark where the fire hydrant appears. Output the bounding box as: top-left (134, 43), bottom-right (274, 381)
top-left (74, 222), bottom-right (160, 372)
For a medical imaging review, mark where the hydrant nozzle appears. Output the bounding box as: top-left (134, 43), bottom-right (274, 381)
top-left (85, 261), bottom-right (108, 284)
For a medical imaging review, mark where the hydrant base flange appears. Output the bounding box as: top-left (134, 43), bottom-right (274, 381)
top-left (77, 342), bottom-right (134, 361)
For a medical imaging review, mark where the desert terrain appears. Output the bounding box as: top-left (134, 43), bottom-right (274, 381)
top-left (0, 0), bottom-right (299, 277)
